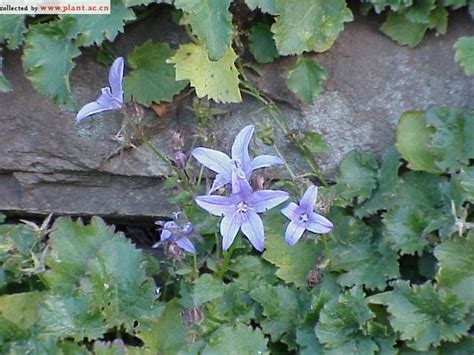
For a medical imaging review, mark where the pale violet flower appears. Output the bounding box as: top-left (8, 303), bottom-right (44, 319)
top-left (192, 125), bottom-right (283, 194)
top-left (281, 185), bottom-right (333, 246)
top-left (195, 166), bottom-right (288, 251)
top-left (75, 57), bottom-right (124, 124)
top-left (153, 220), bottom-right (196, 254)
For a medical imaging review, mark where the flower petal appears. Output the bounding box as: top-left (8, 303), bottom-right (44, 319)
top-left (220, 213), bottom-right (242, 250)
top-left (248, 190), bottom-right (289, 213)
top-left (176, 237), bottom-right (196, 254)
top-left (240, 211), bottom-right (265, 252)
top-left (208, 173), bottom-right (230, 194)
top-left (300, 185), bottom-right (318, 212)
top-left (195, 195), bottom-right (235, 216)
top-left (231, 125), bottom-right (254, 173)
top-left (281, 202), bottom-right (300, 221)
top-left (306, 212), bottom-right (333, 234)
top-left (231, 167), bottom-right (252, 199)
top-left (250, 155), bottom-right (283, 171)
top-left (160, 229), bottom-right (173, 242)
top-left (109, 57), bottom-right (124, 101)
top-left (285, 221), bottom-right (306, 246)
top-left (191, 148), bottom-right (232, 176)
top-left (75, 89), bottom-right (120, 123)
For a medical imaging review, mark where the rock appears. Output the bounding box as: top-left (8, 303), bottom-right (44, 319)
top-left (0, 8), bottom-right (473, 218)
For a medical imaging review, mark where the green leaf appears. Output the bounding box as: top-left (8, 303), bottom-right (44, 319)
top-left (138, 300), bottom-right (195, 354)
top-left (245, 0), bottom-right (276, 14)
top-left (0, 15), bottom-right (26, 49)
top-left (334, 151), bottom-right (379, 207)
top-left (0, 292), bottom-right (43, 330)
top-left (425, 106), bottom-right (474, 172)
top-left (45, 217), bottom-right (158, 332)
top-left (192, 274), bottom-right (225, 306)
top-left (455, 37), bottom-right (474, 76)
top-left (316, 287), bottom-right (378, 354)
top-left (272, 0), bottom-right (353, 55)
top-left (382, 207), bottom-right (429, 254)
top-left (441, 0), bottom-right (467, 8)
top-left (369, 281), bottom-right (470, 351)
top-left (175, 0), bottom-right (232, 61)
top-left (168, 43), bottom-right (241, 103)
top-left (263, 212), bottom-right (322, 288)
top-left (356, 147), bottom-right (402, 217)
top-left (124, 41), bottom-right (188, 105)
top-left (248, 23), bottom-right (279, 64)
top-left (434, 233), bottom-right (474, 306)
top-left (326, 209), bottom-right (400, 290)
top-left (380, 13), bottom-right (428, 48)
top-left (396, 110), bottom-right (440, 173)
top-left (428, 6), bottom-right (448, 34)
top-left (250, 284), bottom-right (309, 345)
top-left (296, 328), bottom-right (324, 355)
top-left (404, 0), bottom-right (435, 24)
top-left (302, 131), bottom-right (329, 154)
top-left (366, 0), bottom-right (414, 13)
top-left (202, 324), bottom-right (268, 354)
top-left (59, 0), bottom-right (135, 47)
top-left (457, 166), bottom-right (474, 202)
top-left (230, 255), bottom-right (277, 290)
top-left (286, 57), bottom-right (327, 104)
top-left (22, 22), bottom-right (81, 110)
top-left (38, 294), bottom-right (105, 341)
top-left (0, 73), bottom-right (12, 93)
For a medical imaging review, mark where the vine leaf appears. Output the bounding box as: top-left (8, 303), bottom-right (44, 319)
top-left (286, 57), bottom-right (327, 104)
top-left (248, 23), bottom-right (279, 64)
top-left (124, 41), bottom-right (188, 105)
top-left (455, 36), bottom-right (474, 76)
top-left (59, 0), bottom-right (135, 47)
top-left (272, 0), bottom-right (353, 55)
top-left (168, 43), bottom-right (242, 103)
top-left (175, 0), bottom-right (232, 61)
top-left (245, 0), bottom-right (277, 14)
top-left (334, 151), bottom-right (379, 207)
top-left (434, 232), bottom-right (474, 306)
top-left (369, 280), bottom-right (470, 351)
top-left (202, 324), bottom-right (268, 354)
top-left (22, 21), bottom-right (81, 110)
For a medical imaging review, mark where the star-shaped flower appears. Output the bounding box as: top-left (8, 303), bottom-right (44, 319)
top-left (154, 220), bottom-right (196, 254)
top-left (191, 125), bottom-right (283, 194)
top-left (281, 185), bottom-right (333, 245)
top-left (75, 57), bottom-right (124, 124)
top-left (195, 166), bottom-right (288, 251)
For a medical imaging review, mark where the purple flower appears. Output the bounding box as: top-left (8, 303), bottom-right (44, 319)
top-left (75, 57), bottom-right (124, 124)
top-left (154, 220), bottom-right (196, 254)
top-left (281, 185), bottom-right (333, 246)
top-left (191, 125), bottom-right (283, 194)
top-left (195, 166), bottom-right (288, 251)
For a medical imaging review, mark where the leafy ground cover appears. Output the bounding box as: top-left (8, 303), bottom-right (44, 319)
top-left (1, 105), bottom-right (473, 353)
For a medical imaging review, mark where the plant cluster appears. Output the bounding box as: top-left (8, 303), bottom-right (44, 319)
top-left (1, 102), bottom-right (473, 353)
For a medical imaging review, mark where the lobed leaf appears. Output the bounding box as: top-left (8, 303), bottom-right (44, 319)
top-left (248, 23), bottom-right (279, 64)
top-left (202, 324), bottom-right (268, 354)
top-left (380, 13), bottom-right (428, 48)
top-left (168, 43), bottom-right (241, 103)
top-left (245, 0), bottom-right (276, 14)
top-left (0, 15), bottom-right (27, 50)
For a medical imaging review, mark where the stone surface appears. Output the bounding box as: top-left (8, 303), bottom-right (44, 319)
top-left (0, 8), bottom-right (473, 218)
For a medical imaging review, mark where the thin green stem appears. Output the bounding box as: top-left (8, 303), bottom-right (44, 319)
top-left (273, 144), bottom-right (296, 180)
top-left (215, 240), bottom-right (237, 280)
top-left (185, 25), bottom-right (201, 45)
top-left (214, 233), bottom-right (221, 260)
top-left (192, 254), bottom-right (198, 280)
top-left (195, 165), bottom-right (205, 190)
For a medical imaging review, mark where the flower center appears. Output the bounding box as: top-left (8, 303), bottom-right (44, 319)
top-left (235, 201), bottom-right (249, 213)
top-left (298, 213), bottom-right (309, 223)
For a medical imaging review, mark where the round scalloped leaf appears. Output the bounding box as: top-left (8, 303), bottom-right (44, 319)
top-left (202, 324), bottom-right (268, 355)
top-left (395, 111), bottom-right (441, 174)
top-left (0, 15), bottom-right (27, 50)
top-left (272, 0), bottom-right (353, 55)
top-left (245, 0), bottom-right (276, 14)
top-left (248, 23), bottom-right (279, 64)
top-left (380, 13), bottom-right (428, 48)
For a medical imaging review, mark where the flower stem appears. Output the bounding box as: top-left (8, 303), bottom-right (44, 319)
top-left (273, 143), bottom-right (296, 180)
top-left (215, 240), bottom-right (237, 280)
